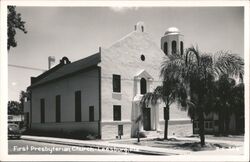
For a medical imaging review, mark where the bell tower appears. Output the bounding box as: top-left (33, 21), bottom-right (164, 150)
top-left (161, 27), bottom-right (184, 55)
top-left (134, 21), bottom-right (145, 32)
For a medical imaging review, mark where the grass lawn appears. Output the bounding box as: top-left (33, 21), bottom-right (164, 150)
top-left (185, 134), bottom-right (244, 141)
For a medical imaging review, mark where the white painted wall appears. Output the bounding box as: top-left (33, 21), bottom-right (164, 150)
top-left (99, 29), bottom-right (190, 138)
top-left (100, 31), bottom-right (165, 123)
top-left (29, 26), bottom-right (191, 139)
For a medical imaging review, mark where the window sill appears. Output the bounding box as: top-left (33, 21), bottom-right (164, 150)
top-left (101, 120), bottom-right (132, 124)
top-left (112, 92), bottom-right (122, 94)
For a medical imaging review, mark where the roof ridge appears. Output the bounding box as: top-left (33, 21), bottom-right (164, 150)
top-left (29, 52), bottom-right (101, 89)
top-left (68, 52), bottom-right (100, 65)
top-left (108, 30), bottom-right (152, 48)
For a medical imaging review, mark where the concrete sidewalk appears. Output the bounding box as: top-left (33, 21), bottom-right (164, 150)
top-left (21, 135), bottom-right (244, 156)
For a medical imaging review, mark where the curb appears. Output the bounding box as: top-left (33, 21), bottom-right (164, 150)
top-left (21, 136), bottom-right (177, 155)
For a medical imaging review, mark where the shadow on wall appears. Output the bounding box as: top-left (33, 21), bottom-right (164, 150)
top-left (23, 129), bottom-right (99, 140)
top-left (23, 122), bottom-right (100, 140)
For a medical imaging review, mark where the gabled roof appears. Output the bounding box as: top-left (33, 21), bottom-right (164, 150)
top-left (135, 69), bottom-right (154, 80)
top-left (106, 30), bottom-right (166, 61)
top-left (29, 53), bottom-right (101, 88)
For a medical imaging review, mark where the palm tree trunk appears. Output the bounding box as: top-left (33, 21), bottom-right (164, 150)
top-left (225, 113), bottom-right (230, 135)
top-left (164, 120), bottom-right (168, 140)
top-left (164, 105), bottom-right (169, 140)
top-left (198, 109), bottom-right (205, 146)
top-left (218, 108), bottom-right (224, 135)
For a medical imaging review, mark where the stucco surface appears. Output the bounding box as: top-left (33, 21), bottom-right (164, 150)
top-left (27, 25), bottom-right (191, 139)
top-left (99, 28), bottom-right (190, 138)
top-left (100, 30), bottom-right (189, 122)
top-left (101, 122), bottom-right (131, 139)
top-left (31, 68), bottom-right (99, 123)
top-left (159, 122), bottom-right (193, 137)
top-left (161, 33), bottom-right (184, 55)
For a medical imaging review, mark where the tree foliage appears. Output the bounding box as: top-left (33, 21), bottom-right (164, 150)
top-left (140, 54), bottom-right (189, 139)
top-left (20, 90), bottom-right (31, 102)
top-left (213, 75), bottom-right (244, 135)
top-left (161, 46), bottom-right (244, 146)
top-left (8, 6), bottom-right (27, 50)
top-left (8, 101), bottom-right (22, 115)
top-left (19, 90), bottom-right (31, 113)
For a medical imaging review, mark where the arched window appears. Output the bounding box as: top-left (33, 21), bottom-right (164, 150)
top-left (164, 42), bottom-right (168, 55)
top-left (141, 26), bottom-right (144, 32)
top-left (180, 41), bottom-right (184, 55)
top-left (172, 41), bottom-right (177, 54)
top-left (140, 78), bottom-right (147, 94)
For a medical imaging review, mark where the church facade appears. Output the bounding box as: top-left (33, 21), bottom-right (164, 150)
top-left (25, 22), bottom-right (192, 139)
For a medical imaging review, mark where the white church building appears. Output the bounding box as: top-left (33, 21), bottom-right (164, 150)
top-left (25, 22), bottom-right (192, 139)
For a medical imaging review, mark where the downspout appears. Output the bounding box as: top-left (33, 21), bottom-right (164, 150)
top-left (98, 66), bottom-right (102, 139)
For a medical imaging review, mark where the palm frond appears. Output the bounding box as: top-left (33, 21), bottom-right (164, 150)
top-left (140, 89), bottom-right (162, 107)
top-left (160, 45), bottom-right (244, 123)
top-left (160, 54), bottom-right (186, 83)
top-left (185, 45), bottom-right (200, 66)
top-left (214, 51), bottom-right (244, 78)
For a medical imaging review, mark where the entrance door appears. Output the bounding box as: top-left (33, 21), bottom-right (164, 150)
top-left (143, 108), bottom-right (151, 131)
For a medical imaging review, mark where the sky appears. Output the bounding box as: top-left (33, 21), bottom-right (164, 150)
top-left (8, 6), bottom-right (244, 101)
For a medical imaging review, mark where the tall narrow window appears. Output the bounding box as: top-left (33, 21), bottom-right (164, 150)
top-left (75, 90), bottom-right (81, 122)
top-left (172, 40), bottom-right (177, 54)
top-left (180, 41), bottom-right (184, 55)
top-left (140, 78), bottom-right (147, 94)
top-left (113, 105), bottom-right (121, 121)
top-left (56, 95), bottom-right (61, 123)
top-left (40, 98), bottom-right (45, 123)
top-left (25, 112), bottom-right (29, 126)
top-left (113, 74), bottom-right (121, 92)
top-left (89, 106), bottom-right (94, 122)
top-left (164, 42), bottom-right (168, 55)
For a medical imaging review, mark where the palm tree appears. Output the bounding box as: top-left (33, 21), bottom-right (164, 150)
top-left (161, 46), bottom-right (244, 146)
top-left (19, 90), bottom-right (31, 113)
top-left (140, 63), bottom-right (188, 140)
top-left (214, 75), bottom-right (244, 135)
top-left (231, 83), bottom-right (244, 133)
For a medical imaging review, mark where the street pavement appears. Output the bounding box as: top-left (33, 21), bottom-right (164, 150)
top-left (8, 139), bottom-right (132, 155)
